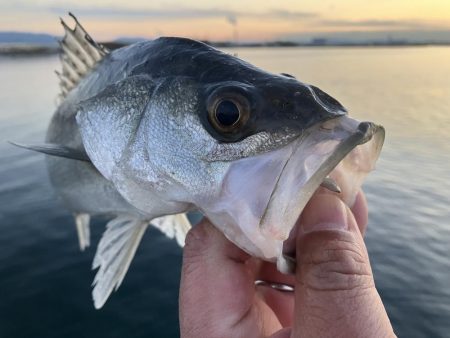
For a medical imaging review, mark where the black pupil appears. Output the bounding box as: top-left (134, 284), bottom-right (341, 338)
top-left (215, 100), bottom-right (240, 126)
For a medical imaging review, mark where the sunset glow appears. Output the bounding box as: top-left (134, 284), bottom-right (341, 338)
top-left (1, 0), bottom-right (450, 41)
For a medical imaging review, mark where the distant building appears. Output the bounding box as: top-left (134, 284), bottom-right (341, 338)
top-left (310, 38), bottom-right (328, 45)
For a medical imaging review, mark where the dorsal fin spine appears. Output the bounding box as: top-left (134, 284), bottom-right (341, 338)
top-left (61, 22), bottom-right (97, 66)
top-left (59, 41), bottom-right (89, 73)
top-left (68, 12), bottom-right (108, 57)
top-left (70, 13), bottom-right (108, 61)
top-left (61, 55), bottom-right (81, 83)
top-left (57, 13), bottom-right (109, 99)
top-left (55, 70), bottom-right (75, 91)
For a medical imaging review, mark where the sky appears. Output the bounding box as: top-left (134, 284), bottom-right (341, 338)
top-left (1, 0), bottom-right (450, 42)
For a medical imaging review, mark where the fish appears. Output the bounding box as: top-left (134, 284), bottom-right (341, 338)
top-left (13, 13), bottom-right (385, 309)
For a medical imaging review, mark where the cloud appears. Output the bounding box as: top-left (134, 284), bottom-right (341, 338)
top-left (319, 19), bottom-right (433, 29)
top-left (270, 9), bottom-right (317, 19)
top-left (49, 7), bottom-right (234, 19)
top-left (47, 6), bottom-right (318, 21)
top-left (0, 2), bottom-right (318, 22)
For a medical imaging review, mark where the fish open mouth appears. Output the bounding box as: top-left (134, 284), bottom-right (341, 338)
top-left (202, 115), bottom-right (384, 273)
top-left (258, 116), bottom-right (385, 272)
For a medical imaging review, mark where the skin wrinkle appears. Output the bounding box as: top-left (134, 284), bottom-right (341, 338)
top-left (326, 241), bottom-right (367, 259)
top-left (300, 261), bottom-right (374, 292)
top-left (239, 301), bottom-right (267, 338)
top-left (229, 274), bottom-right (284, 337)
top-left (299, 253), bottom-right (373, 291)
top-left (300, 292), bottom-right (376, 338)
top-left (309, 255), bottom-right (372, 279)
top-left (307, 242), bottom-right (367, 266)
top-left (256, 287), bottom-right (293, 328)
top-left (296, 195), bottom-right (374, 294)
top-left (300, 281), bottom-right (375, 293)
top-left (301, 281), bottom-right (374, 306)
top-left (300, 310), bottom-right (329, 337)
top-left (230, 299), bottom-right (254, 330)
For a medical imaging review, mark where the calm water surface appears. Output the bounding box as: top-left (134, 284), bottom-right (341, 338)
top-left (0, 47), bottom-right (449, 337)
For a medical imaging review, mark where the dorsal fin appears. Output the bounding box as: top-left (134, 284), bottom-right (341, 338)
top-left (57, 12), bottom-right (109, 99)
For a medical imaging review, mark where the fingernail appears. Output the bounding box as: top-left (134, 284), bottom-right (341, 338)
top-left (301, 194), bottom-right (348, 233)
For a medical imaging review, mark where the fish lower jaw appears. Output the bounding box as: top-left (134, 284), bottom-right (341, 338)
top-left (275, 167), bottom-right (359, 275)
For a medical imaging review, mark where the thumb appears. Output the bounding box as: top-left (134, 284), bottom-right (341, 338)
top-left (292, 193), bottom-right (395, 338)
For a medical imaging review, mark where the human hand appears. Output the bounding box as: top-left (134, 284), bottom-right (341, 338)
top-left (179, 191), bottom-right (396, 338)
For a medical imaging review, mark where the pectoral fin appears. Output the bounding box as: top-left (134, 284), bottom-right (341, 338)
top-left (9, 142), bottom-right (91, 162)
top-left (92, 216), bottom-right (148, 309)
top-left (151, 213), bottom-right (192, 246)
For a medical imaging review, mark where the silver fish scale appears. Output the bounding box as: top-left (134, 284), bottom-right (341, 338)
top-left (77, 75), bottom-right (156, 180)
top-left (127, 78), bottom-right (228, 200)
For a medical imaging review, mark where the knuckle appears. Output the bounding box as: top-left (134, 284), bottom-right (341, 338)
top-left (298, 231), bottom-right (374, 293)
top-left (183, 220), bottom-right (214, 255)
top-left (182, 220), bottom-right (219, 278)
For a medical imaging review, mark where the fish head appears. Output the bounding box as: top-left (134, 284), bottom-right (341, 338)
top-left (192, 73), bottom-right (384, 271)
top-left (76, 40), bottom-right (384, 272)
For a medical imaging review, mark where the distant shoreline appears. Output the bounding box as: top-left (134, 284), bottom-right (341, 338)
top-left (0, 45), bottom-right (58, 56)
top-left (1, 40), bottom-right (450, 56)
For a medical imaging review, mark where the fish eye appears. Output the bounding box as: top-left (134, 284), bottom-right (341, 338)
top-left (215, 100), bottom-right (240, 126)
top-left (208, 93), bottom-right (250, 134)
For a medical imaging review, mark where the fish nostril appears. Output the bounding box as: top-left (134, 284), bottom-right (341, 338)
top-left (358, 122), bottom-right (372, 134)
